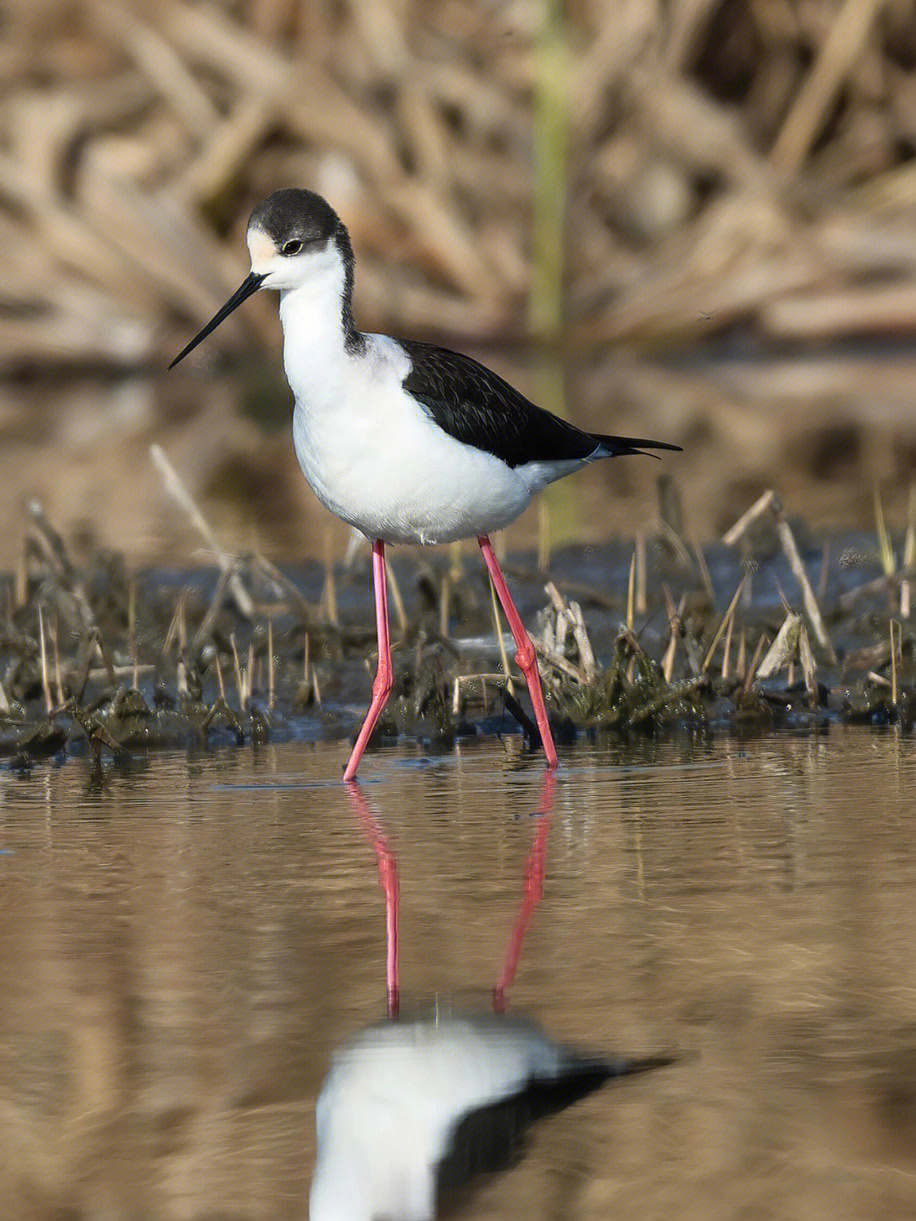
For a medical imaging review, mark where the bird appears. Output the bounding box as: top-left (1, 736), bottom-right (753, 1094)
top-left (308, 1013), bottom-right (673, 1221)
top-left (170, 188), bottom-right (681, 781)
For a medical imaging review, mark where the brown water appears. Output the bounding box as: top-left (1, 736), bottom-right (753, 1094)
top-left (1, 730), bottom-right (915, 1220)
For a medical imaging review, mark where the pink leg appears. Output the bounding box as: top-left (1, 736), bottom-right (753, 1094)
top-left (493, 770), bottom-right (555, 1012)
top-left (344, 540), bottom-right (393, 782)
top-left (478, 535), bottom-right (559, 769)
top-left (345, 782), bottom-right (400, 1017)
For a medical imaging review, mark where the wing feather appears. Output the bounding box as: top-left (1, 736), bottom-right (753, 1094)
top-left (400, 340), bottom-right (680, 467)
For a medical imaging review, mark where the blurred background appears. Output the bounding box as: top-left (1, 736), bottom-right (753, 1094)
top-left (2, 0), bottom-right (916, 565)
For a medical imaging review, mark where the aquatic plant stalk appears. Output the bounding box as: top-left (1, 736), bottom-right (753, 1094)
top-left (757, 612), bottom-right (802, 680)
top-left (725, 489), bottom-right (835, 661)
top-left (267, 618), bottom-right (275, 708)
top-left (128, 578), bottom-right (138, 689)
top-left (817, 541), bottom-right (831, 603)
top-left (660, 520), bottom-right (693, 568)
top-left (386, 561), bottom-right (408, 635)
top-left (798, 623), bottom-right (818, 708)
top-left (721, 611), bottom-right (734, 681)
top-left (874, 487), bottom-right (895, 581)
top-left (37, 606), bottom-right (52, 715)
top-left (533, 637), bottom-right (586, 683)
top-left (530, 0), bottom-right (574, 554)
top-left (569, 600), bottom-right (596, 682)
top-left (230, 633), bottom-right (246, 709)
top-left (723, 490), bottom-right (779, 545)
top-left (536, 499), bottom-right (550, 574)
top-left (774, 512), bottom-right (835, 662)
top-left (489, 574), bottom-right (514, 695)
top-left (636, 533), bottom-right (647, 615)
top-left (51, 614), bottom-right (65, 706)
top-left (661, 585), bottom-right (682, 682)
top-left (178, 591), bottom-right (188, 652)
top-left (692, 536), bottom-right (715, 605)
top-left (702, 575), bottom-right (746, 672)
top-left (439, 573), bottom-right (451, 637)
top-left (902, 484), bottom-right (915, 620)
top-left (150, 444), bottom-right (253, 618)
top-left (161, 591), bottom-right (186, 657)
top-left (322, 530), bottom-right (339, 626)
top-left (629, 676), bottom-right (707, 726)
top-left (742, 632), bottom-right (769, 694)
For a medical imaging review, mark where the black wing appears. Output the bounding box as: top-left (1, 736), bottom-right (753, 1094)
top-left (436, 1052), bottom-right (675, 1205)
top-left (436, 1065), bottom-right (613, 1199)
top-left (400, 339), bottom-right (681, 468)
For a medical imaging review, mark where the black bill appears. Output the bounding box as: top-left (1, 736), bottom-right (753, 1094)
top-left (168, 272), bottom-right (266, 369)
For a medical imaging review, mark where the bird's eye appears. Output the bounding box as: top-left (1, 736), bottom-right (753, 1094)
top-left (281, 239), bottom-right (303, 256)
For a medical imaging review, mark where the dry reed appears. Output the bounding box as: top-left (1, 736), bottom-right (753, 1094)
top-left (0, 0), bottom-right (915, 370)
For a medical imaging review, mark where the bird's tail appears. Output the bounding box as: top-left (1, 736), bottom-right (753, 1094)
top-left (601, 1052), bottom-right (679, 1078)
top-left (438, 1052), bottom-right (676, 1194)
top-left (521, 1051), bottom-right (676, 1124)
top-left (592, 432), bottom-right (683, 459)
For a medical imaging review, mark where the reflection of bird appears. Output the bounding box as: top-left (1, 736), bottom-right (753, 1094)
top-left (328, 769), bottom-right (671, 1216)
top-left (170, 188), bottom-right (680, 780)
top-left (309, 1014), bottom-right (672, 1221)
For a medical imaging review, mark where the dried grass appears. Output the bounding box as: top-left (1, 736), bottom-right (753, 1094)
top-left (1, 0), bottom-right (915, 369)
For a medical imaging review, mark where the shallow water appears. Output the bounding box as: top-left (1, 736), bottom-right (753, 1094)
top-left (1, 730), bottom-right (915, 1220)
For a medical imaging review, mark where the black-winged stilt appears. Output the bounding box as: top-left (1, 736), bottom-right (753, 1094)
top-left (170, 189), bottom-right (681, 780)
top-left (309, 1011), bottom-right (672, 1221)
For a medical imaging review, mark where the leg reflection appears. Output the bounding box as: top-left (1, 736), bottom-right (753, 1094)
top-left (492, 770), bottom-right (556, 1013)
top-left (344, 770), bottom-right (556, 1022)
top-left (344, 781), bottom-right (400, 1018)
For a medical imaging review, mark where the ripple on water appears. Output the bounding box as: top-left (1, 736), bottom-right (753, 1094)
top-left (0, 730), bottom-right (914, 1219)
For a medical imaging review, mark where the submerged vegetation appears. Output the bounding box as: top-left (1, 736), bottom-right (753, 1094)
top-left (1, 465), bottom-right (912, 771)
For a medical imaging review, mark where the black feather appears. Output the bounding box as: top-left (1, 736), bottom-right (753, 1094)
top-left (400, 340), bottom-right (680, 467)
top-left (249, 187), bottom-right (339, 247)
top-left (248, 188), bottom-right (365, 353)
top-left (436, 1053), bottom-right (675, 1205)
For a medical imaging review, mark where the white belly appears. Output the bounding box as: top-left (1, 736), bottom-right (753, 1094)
top-left (288, 338), bottom-right (535, 545)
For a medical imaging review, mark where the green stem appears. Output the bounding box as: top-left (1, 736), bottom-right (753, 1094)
top-left (530, 0), bottom-right (575, 554)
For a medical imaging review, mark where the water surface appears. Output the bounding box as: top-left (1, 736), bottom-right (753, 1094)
top-left (1, 730), bottom-right (914, 1219)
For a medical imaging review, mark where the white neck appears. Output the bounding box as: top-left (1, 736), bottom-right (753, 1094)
top-left (277, 252), bottom-right (363, 404)
top-left (278, 253), bottom-right (349, 349)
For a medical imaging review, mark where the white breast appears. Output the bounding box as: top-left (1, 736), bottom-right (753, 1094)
top-left (280, 285), bottom-right (534, 545)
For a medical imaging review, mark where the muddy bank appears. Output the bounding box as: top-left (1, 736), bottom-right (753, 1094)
top-left (0, 490), bottom-right (912, 772)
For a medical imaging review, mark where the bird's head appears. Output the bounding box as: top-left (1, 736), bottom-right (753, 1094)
top-left (246, 188), bottom-right (345, 291)
top-left (169, 188), bottom-right (349, 368)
